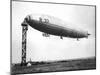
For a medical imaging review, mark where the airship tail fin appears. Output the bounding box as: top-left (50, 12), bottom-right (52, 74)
top-left (88, 33), bottom-right (91, 36)
top-left (86, 33), bottom-right (91, 39)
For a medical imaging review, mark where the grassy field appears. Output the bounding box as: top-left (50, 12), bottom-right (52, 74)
top-left (11, 57), bottom-right (96, 74)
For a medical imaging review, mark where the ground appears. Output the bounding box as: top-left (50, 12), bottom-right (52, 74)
top-left (11, 57), bottom-right (96, 74)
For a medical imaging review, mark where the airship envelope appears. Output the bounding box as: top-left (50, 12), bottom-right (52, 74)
top-left (22, 14), bottom-right (90, 40)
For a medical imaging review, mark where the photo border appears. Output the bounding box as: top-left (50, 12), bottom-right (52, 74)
top-left (10, 0), bottom-right (96, 74)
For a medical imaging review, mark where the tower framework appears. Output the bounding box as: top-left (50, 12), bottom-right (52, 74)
top-left (21, 23), bottom-right (28, 66)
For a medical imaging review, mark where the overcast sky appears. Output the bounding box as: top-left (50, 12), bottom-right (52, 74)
top-left (12, 1), bottom-right (95, 63)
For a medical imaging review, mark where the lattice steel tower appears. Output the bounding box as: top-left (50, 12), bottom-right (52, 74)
top-left (21, 21), bottom-right (28, 66)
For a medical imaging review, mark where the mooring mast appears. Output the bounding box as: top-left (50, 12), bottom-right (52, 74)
top-left (21, 21), bottom-right (28, 66)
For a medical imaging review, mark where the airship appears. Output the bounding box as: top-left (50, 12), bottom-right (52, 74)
top-left (22, 14), bottom-right (90, 40)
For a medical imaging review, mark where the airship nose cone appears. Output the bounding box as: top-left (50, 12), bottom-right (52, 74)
top-left (25, 15), bottom-right (30, 22)
top-left (21, 16), bottom-right (30, 26)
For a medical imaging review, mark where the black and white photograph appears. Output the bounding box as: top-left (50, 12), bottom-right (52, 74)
top-left (11, 0), bottom-right (96, 74)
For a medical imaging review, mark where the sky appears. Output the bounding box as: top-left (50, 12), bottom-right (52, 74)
top-left (12, 1), bottom-right (95, 63)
